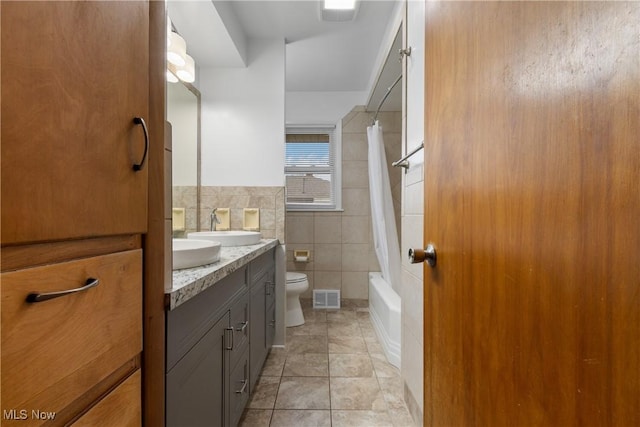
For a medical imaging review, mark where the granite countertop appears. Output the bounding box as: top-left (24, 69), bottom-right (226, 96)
top-left (167, 239), bottom-right (279, 310)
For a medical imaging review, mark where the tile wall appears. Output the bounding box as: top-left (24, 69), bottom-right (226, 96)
top-left (172, 185), bottom-right (197, 235)
top-left (285, 107), bottom-right (402, 301)
top-left (400, 162), bottom-right (424, 424)
top-left (172, 186), bottom-right (286, 243)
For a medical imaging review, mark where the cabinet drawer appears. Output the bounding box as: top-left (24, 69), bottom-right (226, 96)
top-left (167, 266), bottom-right (247, 371)
top-left (1, 250), bottom-right (142, 420)
top-left (72, 370), bottom-right (141, 426)
top-left (230, 291), bottom-right (250, 370)
top-left (250, 249), bottom-right (274, 284)
top-left (229, 352), bottom-right (250, 427)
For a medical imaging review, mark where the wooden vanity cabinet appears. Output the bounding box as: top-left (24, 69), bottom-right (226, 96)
top-left (1, 1), bottom-right (149, 245)
top-left (0, 1), bottom-right (159, 425)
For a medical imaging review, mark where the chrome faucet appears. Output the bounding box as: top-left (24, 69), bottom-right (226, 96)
top-left (210, 209), bottom-right (221, 231)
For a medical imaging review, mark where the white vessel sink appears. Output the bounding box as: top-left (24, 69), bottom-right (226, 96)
top-left (173, 239), bottom-right (221, 270)
top-left (188, 230), bottom-right (261, 247)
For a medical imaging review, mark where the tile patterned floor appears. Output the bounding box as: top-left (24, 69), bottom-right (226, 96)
top-left (239, 301), bottom-right (417, 427)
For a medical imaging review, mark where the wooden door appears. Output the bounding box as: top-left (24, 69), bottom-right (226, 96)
top-left (423, 2), bottom-right (639, 426)
top-left (1, 1), bottom-right (149, 244)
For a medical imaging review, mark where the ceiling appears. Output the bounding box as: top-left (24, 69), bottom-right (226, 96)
top-left (168, 0), bottom-right (401, 105)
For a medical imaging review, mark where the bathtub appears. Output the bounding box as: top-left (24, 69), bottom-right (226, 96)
top-left (368, 272), bottom-right (401, 368)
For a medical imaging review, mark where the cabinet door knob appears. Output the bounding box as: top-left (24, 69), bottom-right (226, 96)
top-left (132, 117), bottom-right (149, 171)
top-left (26, 278), bottom-right (99, 303)
top-left (408, 244), bottom-right (437, 267)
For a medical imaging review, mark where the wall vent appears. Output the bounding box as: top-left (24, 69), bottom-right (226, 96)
top-left (313, 290), bottom-right (341, 309)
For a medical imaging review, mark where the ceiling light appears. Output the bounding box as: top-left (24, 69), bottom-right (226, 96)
top-left (167, 32), bottom-right (186, 67)
top-left (321, 0), bottom-right (359, 21)
top-left (176, 54), bottom-right (195, 83)
top-left (324, 0), bottom-right (356, 10)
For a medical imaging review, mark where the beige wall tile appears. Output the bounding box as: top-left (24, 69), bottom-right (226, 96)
top-left (314, 271), bottom-right (342, 290)
top-left (286, 215), bottom-right (314, 244)
top-left (341, 272), bottom-right (368, 299)
top-left (342, 243), bottom-right (369, 272)
top-left (314, 244), bottom-right (342, 270)
top-left (376, 111), bottom-right (402, 133)
top-left (249, 195), bottom-right (275, 210)
top-left (260, 208), bottom-right (276, 230)
top-left (342, 216), bottom-right (369, 244)
top-left (342, 111), bottom-right (373, 133)
top-left (342, 188), bottom-right (370, 216)
top-left (342, 133), bottom-right (368, 161)
top-left (342, 161), bottom-right (369, 189)
top-left (314, 215), bottom-right (342, 244)
top-left (262, 229), bottom-right (275, 239)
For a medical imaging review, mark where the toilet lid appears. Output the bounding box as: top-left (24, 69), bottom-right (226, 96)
top-left (286, 272), bottom-right (307, 283)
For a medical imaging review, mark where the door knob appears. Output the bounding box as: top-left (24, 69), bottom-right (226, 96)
top-left (408, 244), bottom-right (437, 267)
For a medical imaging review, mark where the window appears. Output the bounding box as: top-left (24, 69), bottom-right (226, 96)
top-left (285, 126), bottom-right (341, 210)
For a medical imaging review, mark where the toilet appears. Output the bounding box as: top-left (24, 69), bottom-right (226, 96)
top-left (285, 272), bottom-right (309, 327)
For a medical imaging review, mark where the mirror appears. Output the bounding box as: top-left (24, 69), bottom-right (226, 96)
top-left (169, 81), bottom-right (201, 236)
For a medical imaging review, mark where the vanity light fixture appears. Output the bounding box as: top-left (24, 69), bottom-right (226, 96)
top-left (167, 31), bottom-right (186, 67)
top-left (166, 17), bottom-right (196, 83)
top-left (176, 54), bottom-right (195, 83)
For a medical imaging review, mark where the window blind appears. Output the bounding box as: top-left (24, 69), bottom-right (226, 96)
top-left (285, 128), bottom-right (337, 210)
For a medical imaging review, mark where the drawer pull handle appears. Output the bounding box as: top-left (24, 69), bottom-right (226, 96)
top-left (235, 379), bottom-right (248, 394)
top-left (235, 321), bottom-right (249, 333)
top-left (26, 278), bottom-right (99, 303)
top-left (225, 327), bottom-right (234, 351)
top-left (132, 117), bottom-right (149, 171)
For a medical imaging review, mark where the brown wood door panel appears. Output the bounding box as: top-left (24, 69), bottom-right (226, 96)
top-left (1, 1), bottom-right (149, 244)
top-left (424, 2), bottom-right (639, 426)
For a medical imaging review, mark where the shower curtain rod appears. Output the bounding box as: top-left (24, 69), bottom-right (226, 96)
top-left (371, 74), bottom-right (402, 125)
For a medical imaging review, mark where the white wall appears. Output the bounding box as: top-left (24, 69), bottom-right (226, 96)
top-left (200, 38), bottom-right (285, 186)
top-left (285, 91), bottom-right (367, 125)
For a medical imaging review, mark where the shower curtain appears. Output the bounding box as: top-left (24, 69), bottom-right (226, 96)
top-left (367, 121), bottom-right (402, 295)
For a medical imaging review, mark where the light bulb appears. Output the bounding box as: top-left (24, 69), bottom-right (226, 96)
top-left (167, 32), bottom-right (186, 67)
top-left (176, 54), bottom-right (195, 83)
top-left (166, 69), bottom-right (178, 83)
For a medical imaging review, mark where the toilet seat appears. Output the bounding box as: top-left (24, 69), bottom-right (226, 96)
top-left (286, 272), bottom-right (307, 284)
